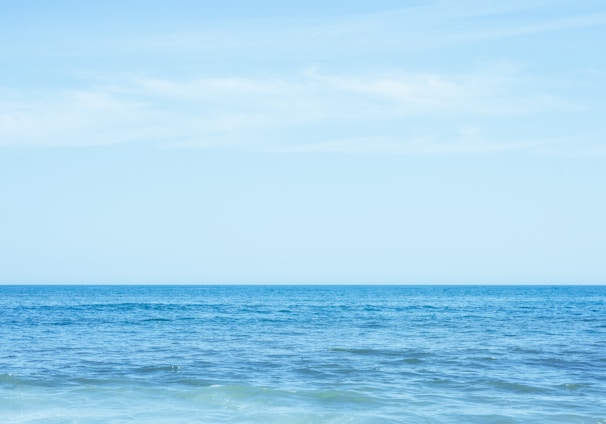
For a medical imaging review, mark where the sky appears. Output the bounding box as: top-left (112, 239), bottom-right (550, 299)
top-left (1, 0), bottom-right (605, 284)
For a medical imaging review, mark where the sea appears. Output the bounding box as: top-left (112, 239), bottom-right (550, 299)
top-left (0, 285), bottom-right (605, 423)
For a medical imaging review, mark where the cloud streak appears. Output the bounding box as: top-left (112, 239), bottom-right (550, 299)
top-left (2, 0), bottom-right (604, 155)
top-left (1, 64), bottom-right (593, 154)
top-left (92, 2), bottom-right (606, 59)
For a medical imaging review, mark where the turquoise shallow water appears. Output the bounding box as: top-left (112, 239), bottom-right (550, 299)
top-left (1, 285), bottom-right (605, 423)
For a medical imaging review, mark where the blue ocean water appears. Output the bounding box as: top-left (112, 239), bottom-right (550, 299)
top-left (0, 285), bottom-right (605, 423)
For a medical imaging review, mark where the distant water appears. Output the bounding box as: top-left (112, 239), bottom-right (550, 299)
top-left (1, 285), bottom-right (605, 423)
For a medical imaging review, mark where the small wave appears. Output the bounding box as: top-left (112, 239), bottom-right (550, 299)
top-left (0, 373), bottom-right (18, 384)
top-left (134, 365), bottom-right (182, 374)
top-left (557, 382), bottom-right (590, 392)
top-left (329, 348), bottom-right (429, 359)
top-left (173, 378), bottom-right (215, 387)
top-left (485, 379), bottom-right (546, 394)
top-left (399, 357), bottom-right (423, 365)
top-left (0, 373), bottom-right (59, 388)
top-left (188, 384), bottom-right (380, 408)
top-left (303, 389), bottom-right (379, 406)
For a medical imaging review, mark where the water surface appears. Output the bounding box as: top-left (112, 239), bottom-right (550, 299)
top-left (1, 285), bottom-right (605, 423)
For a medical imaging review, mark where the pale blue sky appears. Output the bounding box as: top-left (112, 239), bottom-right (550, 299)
top-left (1, 0), bottom-right (605, 284)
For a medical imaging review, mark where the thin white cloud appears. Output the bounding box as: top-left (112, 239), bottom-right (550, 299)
top-left (0, 91), bottom-right (155, 146)
top-left (0, 65), bottom-right (598, 154)
top-left (91, 1), bottom-right (606, 58)
top-left (458, 13), bottom-right (606, 42)
top-left (265, 134), bottom-right (560, 155)
top-left (376, 1), bottom-right (606, 45)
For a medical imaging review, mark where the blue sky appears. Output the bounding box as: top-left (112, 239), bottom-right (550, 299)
top-left (1, 0), bottom-right (605, 284)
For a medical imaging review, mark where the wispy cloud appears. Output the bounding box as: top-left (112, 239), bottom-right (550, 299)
top-left (15, 0), bottom-right (601, 65)
top-left (0, 90), bottom-right (158, 147)
top-left (2, 0), bottom-right (604, 155)
top-left (88, 1), bottom-right (606, 58)
top-left (455, 12), bottom-right (606, 42)
top-left (0, 65), bottom-right (590, 154)
top-left (265, 134), bottom-right (554, 155)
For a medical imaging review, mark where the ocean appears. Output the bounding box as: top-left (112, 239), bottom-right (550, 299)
top-left (0, 285), bottom-right (604, 423)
